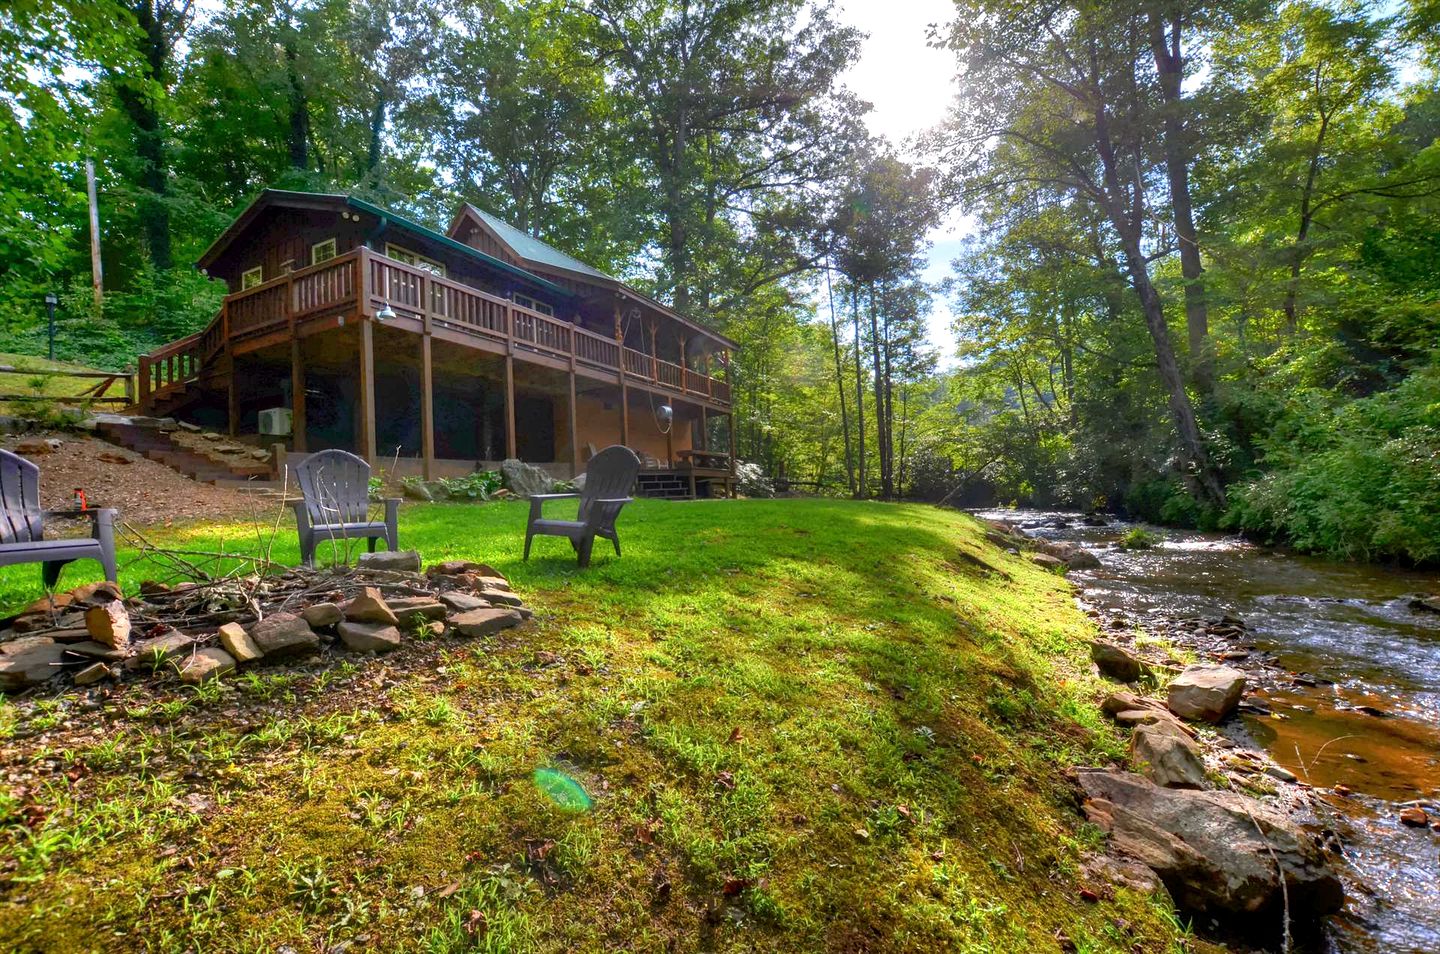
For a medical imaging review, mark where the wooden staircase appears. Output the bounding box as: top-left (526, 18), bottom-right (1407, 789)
top-left (95, 420), bottom-right (274, 487)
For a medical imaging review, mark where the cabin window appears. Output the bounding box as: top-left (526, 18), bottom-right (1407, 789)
top-left (386, 243), bottom-right (446, 277)
top-left (241, 266), bottom-right (264, 290)
top-left (310, 238), bottom-right (337, 265)
top-left (513, 292), bottom-right (554, 318)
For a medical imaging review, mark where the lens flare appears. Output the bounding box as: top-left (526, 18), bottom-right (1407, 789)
top-left (533, 767), bottom-right (591, 812)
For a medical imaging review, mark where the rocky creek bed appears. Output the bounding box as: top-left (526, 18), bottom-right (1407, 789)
top-left (979, 509), bottom-right (1440, 954)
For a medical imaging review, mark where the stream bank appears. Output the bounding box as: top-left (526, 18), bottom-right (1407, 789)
top-left (977, 509), bottom-right (1440, 954)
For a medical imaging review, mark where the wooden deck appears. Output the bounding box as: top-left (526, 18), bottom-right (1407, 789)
top-left (138, 246), bottom-right (733, 411)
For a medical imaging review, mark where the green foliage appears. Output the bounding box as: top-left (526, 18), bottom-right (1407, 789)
top-left (436, 471), bottom-right (503, 501)
top-left (1117, 528), bottom-right (1162, 551)
top-left (1225, 362), bottom-right (1440, 563)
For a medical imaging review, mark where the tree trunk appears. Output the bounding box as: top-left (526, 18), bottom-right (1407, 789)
top-left (367, 91), bottom-right (386, 172)
top-left (851, 284), bottom-right (867, 498)
top-left (1093, 89), bottom-right (1225, 507)
top-left (285, 39), bottom-right (309, 170)
top-left (1148, 13), bottom-right (1211, 393)
top-left (826, 265), bottom-right (855, 495)
top-left (1283, 104), bottom-right (1331, 335)
top-left (115, 1), bottom-right (172, 270)
top-left (868, 285), bottom-right (890, 499)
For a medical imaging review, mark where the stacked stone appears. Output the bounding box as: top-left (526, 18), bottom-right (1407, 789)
top-left (0, 552), bottom-right (530, 692)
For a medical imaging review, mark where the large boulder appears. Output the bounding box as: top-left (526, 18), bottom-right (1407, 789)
top-left (1167, 665), bottom-right (1247, 723)
top-left (1130, 722), bottom-right (1208, 789)
top-left (501, 458), bottom-right (555, 497)
top-left (1078, 769), bottom-right (1343, 921)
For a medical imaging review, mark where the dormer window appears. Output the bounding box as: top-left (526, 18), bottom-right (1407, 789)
top-left (241, 266), bottom-right (264, 290)
top-left (311, 238), bottom-right (337, 265)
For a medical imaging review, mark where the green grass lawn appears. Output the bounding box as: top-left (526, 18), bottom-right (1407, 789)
top-left (0, 499), bottom-right (1194, 952)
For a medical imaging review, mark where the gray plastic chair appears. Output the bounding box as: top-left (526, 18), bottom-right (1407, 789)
top-left (0, 448), bottom-right (117, 588)
top-left (289, 449), bottom-right (399, 566)
top-left (524, 445), bottom-right (639, 568)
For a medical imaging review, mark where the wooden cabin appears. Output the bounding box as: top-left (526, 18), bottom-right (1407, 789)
top-left (137, 190), bottom-right (737, 498)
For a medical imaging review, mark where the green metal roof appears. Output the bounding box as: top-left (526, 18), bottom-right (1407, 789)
top-left (464, 205), bottom-right (615, 282)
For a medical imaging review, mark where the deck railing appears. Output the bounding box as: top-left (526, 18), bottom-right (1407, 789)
top-left (140, 246), bottom-right (731, 407)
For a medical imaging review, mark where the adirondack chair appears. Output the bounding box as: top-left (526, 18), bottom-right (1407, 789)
top-left (0, 449), bottom-right (117, 587)
top-left (524, 445), bottom-right (640, 568)
top-left (289, 449), bottom-right (400, 566)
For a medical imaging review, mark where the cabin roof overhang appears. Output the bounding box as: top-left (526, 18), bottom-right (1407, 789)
top-left (196, 189), bottom-right (575, 301)
top-left (447, 204), bottom-right (739, 351)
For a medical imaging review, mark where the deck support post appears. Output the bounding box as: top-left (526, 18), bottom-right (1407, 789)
top-left (615, 302), bottom-right (630, 448)
top-left (290, 336), bottom-right (307, 453)
top-left (699, 407), bottom-right (707, 451)
top-left (504, 353), bottom-right (517, 459)
top-left (568, 360), bottom-right (581, 475)
top-left (421, 333), bottom-right (435, 480)
top-left (728, 412), bottom-right (737, 498)
top-left (227, 350), bottom-right (239, 437)
top-left (359, 319), bottom-right (377, 463)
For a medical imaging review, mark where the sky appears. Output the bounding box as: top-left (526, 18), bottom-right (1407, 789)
top-left (835, 0), bottom-right (973, 366)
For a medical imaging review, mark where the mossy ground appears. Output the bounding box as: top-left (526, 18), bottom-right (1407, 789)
top-left (0, 499), bottom-right (1197, 952)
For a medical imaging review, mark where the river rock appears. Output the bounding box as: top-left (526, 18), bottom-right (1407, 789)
top-left (218, 622), bottom-right (263, 663)
top-left (357, 550), bottom-right (422, 573)
top-left (1167, 665), bottom-right (1246, 722)
top-left (1406, 594), bottom-right (1440, 614)
top-left (336, 621), bottom-right (402, 653)
top-left (249, 612), bottom-right (318, 658)
top-left (343, 587), bottom-right (398, 625)
top-left (179, 648), bottom-right (236, 684)
top-left (1399, 807), bottom-right (1430, 827)
top-left (450, 607), bottom-right (523, 637)
top-left (1091, 641), bottom-right (1142, 682)
top-left (501, 458), bottom-right (555, 497)
top-left (1030, 553), bottom-right (1066, 570)
top-left (1130, 722), bottom-right (1208, 789)
top-left (85, 600), bottom-right (131, 650)
top-left (1078, 769), bottom-right (1343, 920)
top-left (1067, 549), bottom-right (1102, 569)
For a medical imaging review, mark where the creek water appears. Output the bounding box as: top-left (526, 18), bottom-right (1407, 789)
top-left (973, 510), bottom-right (1440, 954)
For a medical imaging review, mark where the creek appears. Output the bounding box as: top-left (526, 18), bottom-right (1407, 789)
top-left (974, 510), bottom-right (1440, 954)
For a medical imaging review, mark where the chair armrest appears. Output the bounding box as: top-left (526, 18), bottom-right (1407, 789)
top-left (287, 498), bottom-right (311, 530)
top-left (383, 497), bottom-right (401, 518)
top-left (528, 492), bottom-right (579, 522)
top-left (591, 497), bottom-right (634, 505)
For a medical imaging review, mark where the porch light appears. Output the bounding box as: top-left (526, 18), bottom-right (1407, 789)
top-left (376, 302), bottom-right (396, 322)
top-left (658, 404), bottom-right (673, 424)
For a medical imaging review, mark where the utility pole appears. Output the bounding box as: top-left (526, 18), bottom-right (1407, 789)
top-left (86, 159), bottom-right (103, 311)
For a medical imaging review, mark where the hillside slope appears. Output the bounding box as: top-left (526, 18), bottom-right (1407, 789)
top-left (0, 499), bottom-right (1193, 952)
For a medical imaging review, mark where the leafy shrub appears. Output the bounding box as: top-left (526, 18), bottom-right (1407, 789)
top-left (734, 460), bottom-right (774, 498)
top-left (1224, 363), bottom-right (1440, 565)
top-left (1118, 527), bottom-right (1161, 550)
top-left (438, 471), bottom-right (503, 500)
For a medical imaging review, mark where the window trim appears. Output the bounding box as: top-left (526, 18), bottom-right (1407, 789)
top-left (385, 242), bottom-right (446, 278)
top-left (512, 292), bottom-right (554, 318)
top-left (241, 266), bottom-right (264, 290)
top-left (310, 238), bottom-right (338, 265)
